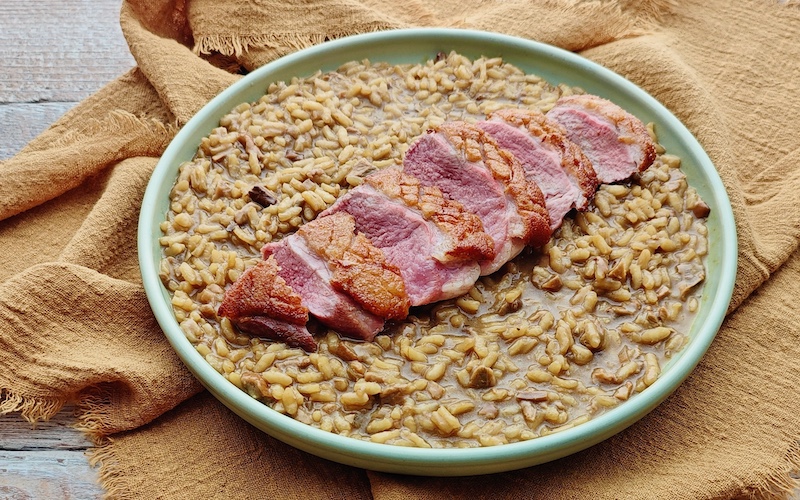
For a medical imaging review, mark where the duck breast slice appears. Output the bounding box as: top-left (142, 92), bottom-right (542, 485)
top-left (262, 238), bottom-right (385, 341)
top-left (480, 108), bottom-right (598, 229)
top-left (297, 211), bottom-right (410, 320)
top-left (364, 167), bottom-right (495, 263)
top-left (322, 184), bottom-right (481, 306)
top-left (404, 122), bottom-right (551, 274)
top-left (217, 257), bottom-right (316, 351)
top-left (547, 94), bottom-right (656, 184)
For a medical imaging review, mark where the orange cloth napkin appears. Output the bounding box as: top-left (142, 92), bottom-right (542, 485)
top-left (2, 0), bottom-right (800, 498)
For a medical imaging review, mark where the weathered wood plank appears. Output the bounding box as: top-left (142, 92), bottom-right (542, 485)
top-left (0, 1), bottom-right (135, 104)
top-left (0, 405), bottom-right (94, 452)
top-left (0, 407), bottom-right (105, 498)
top-left (0, 102), bottom-right (77, 160)
top-left (0, 449), bottom-right (103, 500)
top-left (0, 0), bottom-right (135, 160)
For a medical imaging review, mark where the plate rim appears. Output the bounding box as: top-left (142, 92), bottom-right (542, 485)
top-left (138, 27), bottom-right (738, 476)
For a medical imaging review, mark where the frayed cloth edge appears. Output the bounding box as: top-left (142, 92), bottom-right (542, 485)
top-left (73, 384), bottom-right (116, 437)
top-left (0, 388), bottom-right (66, 423)
top-left (88, 436), bottom-right (135, 500)
top-left (751, 441), bottom-right (800, 500)
top-left (193, 25), bottom-right (398, 58)
top-left (189, 0), bottom-right (682, 62)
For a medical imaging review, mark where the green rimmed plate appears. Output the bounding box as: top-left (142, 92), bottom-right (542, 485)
top-left (138, 28), bottom-right (737, 476)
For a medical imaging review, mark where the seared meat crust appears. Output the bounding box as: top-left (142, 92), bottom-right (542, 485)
top-left (298, 211), bottom-right (410, 320)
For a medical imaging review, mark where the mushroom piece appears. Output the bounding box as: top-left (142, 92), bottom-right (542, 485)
top-left (689, 199), bottom-right (711, 218)
top-left (515, 390), bottom-right (549, 403)
top-left (248, 185), bottom-right (278, 207)
top-left (241, 372), bottom-right (270, 399)
top-left (676, 262), bottom-right (705, 300)
top-left (379, 385), bottom-right (407, 406)
top-left (468, 365), bottom-right (497, 389)
top-left (541, 274), bottom-right (563, 292)
top-left (608, 259), bottom-right (627, 281)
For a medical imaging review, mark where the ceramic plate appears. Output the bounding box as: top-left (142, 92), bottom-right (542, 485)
top-left (138, 28), bottom-right (737, 476)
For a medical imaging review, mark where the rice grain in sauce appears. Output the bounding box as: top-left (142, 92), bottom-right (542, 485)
top-left (159, 52), bottom-right (708, 448)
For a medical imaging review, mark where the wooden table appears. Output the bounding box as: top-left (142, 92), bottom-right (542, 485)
top-left (0, 1), bottom-right (133, 497)
top-left (3, 2), bottom-right (799, 499)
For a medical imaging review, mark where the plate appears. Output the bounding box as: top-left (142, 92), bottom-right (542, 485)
top-left (138, 28), bottom-right (737, 476)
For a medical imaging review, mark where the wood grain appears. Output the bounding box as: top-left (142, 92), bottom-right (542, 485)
top-left (0, 406), bottom-right (92, 452)
top-left (0, 1), bottom-right (133, 497)
top-left (0, 0), bottom-right (134, 161)
top-left (0, 1), bottom-right (134, 104)
top-left (0, 103), bottom-right (76, 159)
top-left (0, 450), bottom-right (104, 500)
top-left (0, 407), bottom-right (105, 499)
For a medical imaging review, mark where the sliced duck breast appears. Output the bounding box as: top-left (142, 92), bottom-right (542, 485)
top-left (404, 122), bottom-right (551, 274)
top-left (479, 108), bottom-right (598, 229)
top-left (547, 94), bottom-right (656, 184)
top-left (217, 257), bottom-right (316, 351)
top-left (322, 183), bottom-right (481, 306)
top-left (297, 211), bottom-right (410, 320)
top-left (262, 237), bottom-right (385, 342)
top-left (219, 98), bottom-right (655, 352)
top-left (364, 167), bottom-right (495, 263)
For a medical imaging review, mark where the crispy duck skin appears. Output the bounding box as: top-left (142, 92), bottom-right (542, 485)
top-left (437, 122), bottom-right (552, 249)
top-left (320, 181), bottom-right (482, 306)
top-left (297, 211), bottom-right (410, 320)
top-left (489, 107), bottom-right (598, 207)
top-left (217, 257), bottom-right (316, 351)
top-left (263, 237), bottom-right (386, 343)
top-left (547, 94), bottom-right (656, 184)
top-left (364, 167), bottom-right (495, 263)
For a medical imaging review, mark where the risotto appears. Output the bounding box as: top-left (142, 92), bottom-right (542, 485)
top-left (158, 52), bottom-right (708, 448)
